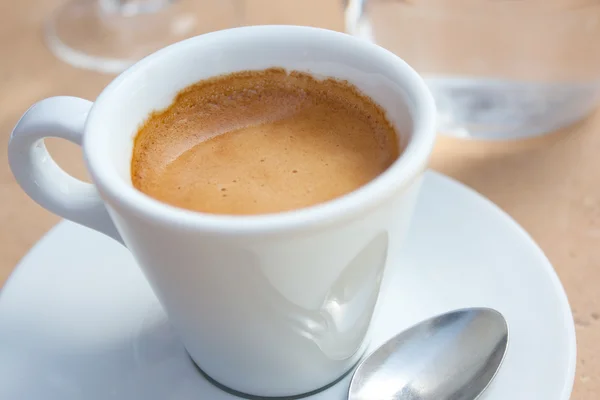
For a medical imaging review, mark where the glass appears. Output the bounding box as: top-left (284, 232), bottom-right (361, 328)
top-left (45, 0), bottom-right (243, 74)
top-left (344, 0), bottom-right (600, 139)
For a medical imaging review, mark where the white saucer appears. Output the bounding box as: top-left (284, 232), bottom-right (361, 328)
top-left (0, 171), bottom-right (576, 400)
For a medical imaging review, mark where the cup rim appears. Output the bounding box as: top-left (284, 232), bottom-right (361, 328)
top-left (83, 25), bottom-right (436, 236)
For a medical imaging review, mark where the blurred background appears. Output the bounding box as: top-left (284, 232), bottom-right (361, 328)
top-left (1, 0), bottom-right (599, 398)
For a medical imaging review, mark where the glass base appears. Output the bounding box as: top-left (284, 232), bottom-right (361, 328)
top-left (426, 76), bottom-right (600, 140)
top-left (190, 355), bottom-right (357, 400)
top-left (45, 0), bottom-right (242, 74)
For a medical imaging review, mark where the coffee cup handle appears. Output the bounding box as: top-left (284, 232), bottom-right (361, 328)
top-left (8, 96), bottom-right (124, 244)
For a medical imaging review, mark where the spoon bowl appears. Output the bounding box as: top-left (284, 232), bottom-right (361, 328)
top-left (349, 308), bottom-right (508, 400)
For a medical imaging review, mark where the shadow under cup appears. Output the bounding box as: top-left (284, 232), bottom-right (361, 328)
top-left (80, 27), bottom-right (436, 398)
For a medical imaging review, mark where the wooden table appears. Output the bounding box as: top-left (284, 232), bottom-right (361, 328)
top-left (1, 1), bottom-right (598, 398)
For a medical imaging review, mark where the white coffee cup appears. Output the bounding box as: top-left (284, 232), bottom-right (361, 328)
top-left (8, 26), bottom-right (436, 397)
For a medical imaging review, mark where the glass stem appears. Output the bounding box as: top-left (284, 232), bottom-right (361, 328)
top-left (98, 0), bottom-right (175, 16)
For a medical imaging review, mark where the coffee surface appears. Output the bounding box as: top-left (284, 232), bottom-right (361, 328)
top-left (131, 68), bottom-right (400, 215)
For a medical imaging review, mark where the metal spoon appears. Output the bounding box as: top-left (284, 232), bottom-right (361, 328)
top-left (349, 308), bottom-right (508, 400)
